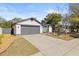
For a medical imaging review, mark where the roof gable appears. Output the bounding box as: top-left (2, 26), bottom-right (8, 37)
top-left (16, 18), bottom-right (41, 26)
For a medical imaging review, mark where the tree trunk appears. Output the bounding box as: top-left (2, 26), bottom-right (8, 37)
top-left (57, 26), bottom-right (60, 35)
top-left (70, 26), bottom-right (74, 33)
top-left (52, 25), bottom-right (55, 32)
top-left (77, 29), bottom-right (78, 32)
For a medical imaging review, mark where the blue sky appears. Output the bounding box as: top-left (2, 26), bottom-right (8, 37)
top-left (0, 3), bottom-right (69, 21)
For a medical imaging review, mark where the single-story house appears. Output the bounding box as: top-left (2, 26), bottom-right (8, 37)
top-left (12, 18), bottom-right (52, 35)
top-left (58, 19), bottom-right (71, 33)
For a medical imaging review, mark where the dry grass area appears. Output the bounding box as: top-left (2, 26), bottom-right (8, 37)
top-left (0, 35), bottom-right (39, 56)
top-left (45, 33), bottom-right (74, 41)
top-left (0, 34), bottom-right (15, 53)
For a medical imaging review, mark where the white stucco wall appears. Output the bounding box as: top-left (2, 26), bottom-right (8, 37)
top-left (40, 25), bottom-right (43, 33)
top-left (17, 20), bottom-right (40, 26)
top-left (15, 24), bottom-right (21, 34)
top-left (49, 26), bottom-right (52, 32)
top-left (15, 19), bottom-right (44, 34)
top-left (0, 27), bottom-right (2, 34)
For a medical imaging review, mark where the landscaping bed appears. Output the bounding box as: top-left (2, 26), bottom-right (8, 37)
top-left (44, 33), bottom-right (74, 41)
top-left (70, 33), bottom-right (79, 38)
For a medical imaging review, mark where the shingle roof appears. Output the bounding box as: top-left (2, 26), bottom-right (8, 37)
top-left (12, 18), bottom-right (41, 26)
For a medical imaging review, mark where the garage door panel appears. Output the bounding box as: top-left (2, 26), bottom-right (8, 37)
top-left (21, 25), bottom-right (40, 35)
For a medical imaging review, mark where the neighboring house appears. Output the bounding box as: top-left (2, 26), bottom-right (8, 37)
top-left (13, 18), bottom-right (52, 35)
top-left (58, 18), bottom-right (71, 33)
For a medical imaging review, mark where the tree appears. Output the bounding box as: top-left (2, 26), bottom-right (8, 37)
top-left (41, 19), bottom-right (47, 25)
top-left (69, 16), bottom-right (79, 32)
top-left (0, 17), bottom-right (9, 28)
top-left (10, 17), bottom-right (22, 35)
top-left (1, 21), bottom-right (11, 28)
top-left (68, 4), bottom-right (79, 32)
top-left (10, 17), bottom-right (22, 23)
top-left (0, 17), bottom-right (6, 23)
top-left (69, 3), bottom-right (79, 16)
top-left (43, 13), bottom-right (62, 32)
top-left (0, 17), bottom-right (12, 28)
top-left (0, 17), bottom-right (22, 28)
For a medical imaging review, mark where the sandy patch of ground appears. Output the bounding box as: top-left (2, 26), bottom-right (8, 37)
top-left (0, 34), bottom-right (15, 53)
top-left (0, 35), bottom-right (39, 56)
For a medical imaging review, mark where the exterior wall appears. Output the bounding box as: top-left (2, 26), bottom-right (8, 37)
top-left (40, 25), bottom-right (43, 33)
top-left (49, 26), bottom-right (52, 32)
top-left (0, 27), bottom-right (2, 34)
top-left (15, 24), bottom-right (42, 35)
top-left (15, 20), bottom-right (42, 34)
top-left (43, 26), bottom-right (48, 33)
top-left (17, 20), bottom-right (40, 26)
top-left (14, 25), bottom-right (16, 34)
top-left (15, 24), bottom-right (21, 35)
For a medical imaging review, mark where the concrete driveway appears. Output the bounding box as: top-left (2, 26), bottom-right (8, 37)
top-left (22, 34), bottom-right (79, 56)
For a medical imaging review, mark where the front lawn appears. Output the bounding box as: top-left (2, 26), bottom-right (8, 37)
top-left (0, 34), bottom-right (15, 53)
top-left (0, 35), bottom-right (39, 56)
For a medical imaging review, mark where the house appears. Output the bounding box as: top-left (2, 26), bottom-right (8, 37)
top-left (58, 18), bottom-right (71, 33)
top-left (13, 18), bottom-right (52, 35)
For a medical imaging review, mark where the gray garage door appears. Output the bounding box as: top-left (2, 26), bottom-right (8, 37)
top-left (21, 25), bottom-right (40, 35)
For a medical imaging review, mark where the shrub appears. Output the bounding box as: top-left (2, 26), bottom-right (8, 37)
top-left (70, 33), bottom-right (79, 38)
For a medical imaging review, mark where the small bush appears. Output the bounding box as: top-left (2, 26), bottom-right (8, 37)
top-left (70, 33), bottom-right (79, 38)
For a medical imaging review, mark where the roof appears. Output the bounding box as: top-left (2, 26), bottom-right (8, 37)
top-left (12, 18), bottom-right (41, 26)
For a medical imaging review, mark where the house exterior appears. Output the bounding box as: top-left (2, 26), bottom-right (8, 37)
top-left (58, 18), bottom-right (71, 33)
top-left (13, 18), bottom-right (52, 35)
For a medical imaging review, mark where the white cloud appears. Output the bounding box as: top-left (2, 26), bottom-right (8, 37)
top-left (46, 9), bottom-right (69, 16)
top-left (0, 6), bottom-right (25, 20)
top-left (47, 9), bottom-right (59, 13)
top-left (0, 10), bottom-right (42, 21)
top-left (0, 6), bottom-right (69, 21)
